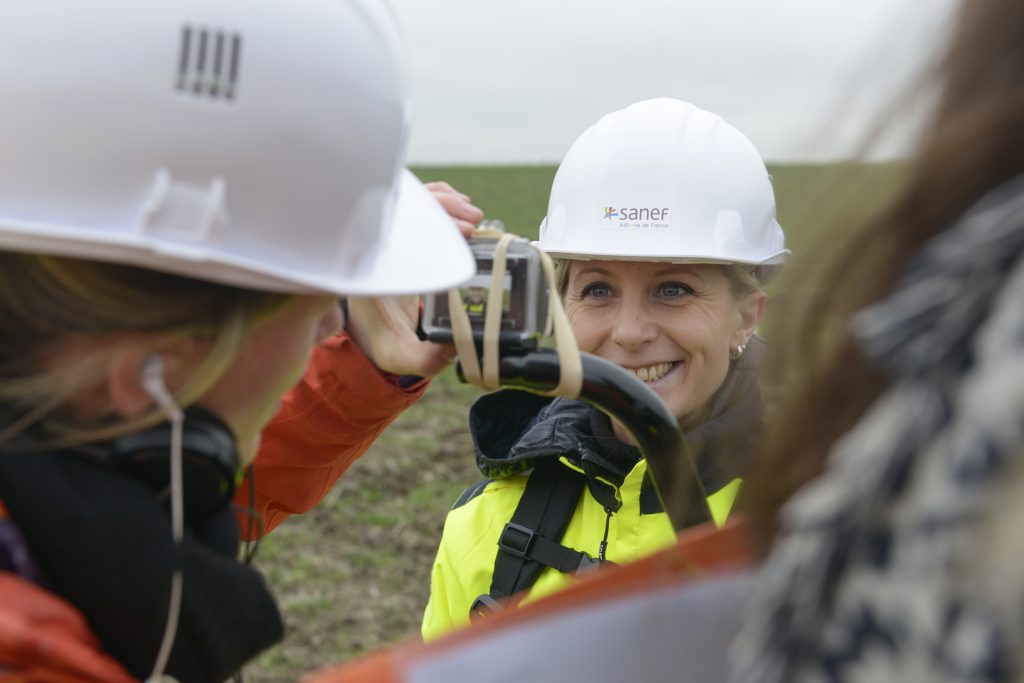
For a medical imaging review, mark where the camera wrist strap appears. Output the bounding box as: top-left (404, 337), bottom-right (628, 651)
top-left (448, 235), bottom-right (582, 398)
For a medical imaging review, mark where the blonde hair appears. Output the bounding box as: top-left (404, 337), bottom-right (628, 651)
top-left (555, 258), bottom-right (763, 300)
top-left (0, 252), bottom-right (294, 446)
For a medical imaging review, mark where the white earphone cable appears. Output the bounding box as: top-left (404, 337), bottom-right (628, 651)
top-left (139, 355), bottom-right (185, 683)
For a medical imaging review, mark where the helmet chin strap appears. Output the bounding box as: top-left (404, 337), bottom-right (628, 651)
top-left (139, 355), bottom-right (185, 683)
top-left (448, 234), bottom-right (582, 399)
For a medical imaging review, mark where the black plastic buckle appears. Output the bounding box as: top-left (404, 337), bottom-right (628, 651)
top-left (498, 522), bottom-right (536, 559)
top-left (469, 593), bottom-right (504, 620)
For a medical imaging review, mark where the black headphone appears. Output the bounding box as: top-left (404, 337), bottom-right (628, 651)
top-left (85, 407), bottom-right (241, 525)
top-left (76, 355), bottom-right (241, 526)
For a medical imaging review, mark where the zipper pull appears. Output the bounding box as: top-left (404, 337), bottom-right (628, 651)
top-left (598, 506), bottom-right (613, 562)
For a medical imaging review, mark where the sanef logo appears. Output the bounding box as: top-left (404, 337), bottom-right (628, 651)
top-left (603, 206), bottom-right (670, 221)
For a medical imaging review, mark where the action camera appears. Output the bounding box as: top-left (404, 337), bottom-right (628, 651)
top-left (422, 235), bottom-right (549, 352)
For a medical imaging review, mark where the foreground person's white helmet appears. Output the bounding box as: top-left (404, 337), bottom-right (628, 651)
top-left (0, 0), bottom-right (474, 296)
top-left (539, 98), bottom-right (788, 280)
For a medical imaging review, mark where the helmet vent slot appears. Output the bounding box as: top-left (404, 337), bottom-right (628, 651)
top-left (176, 25), bottom-right (242, 101)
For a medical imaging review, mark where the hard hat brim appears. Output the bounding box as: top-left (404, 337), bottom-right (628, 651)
top-left (536, 244), bottom-right (790, 267)
top-left (326, 169), bottom-right (477, 296)
top-left (0, 170), bottom-right (475, 297)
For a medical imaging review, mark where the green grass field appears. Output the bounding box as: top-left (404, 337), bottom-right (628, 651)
top-left (247, 163), bottom-right (904, 682)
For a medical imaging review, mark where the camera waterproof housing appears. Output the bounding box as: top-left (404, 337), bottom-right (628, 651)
top-left (422, 236), bottom-right (549, 352)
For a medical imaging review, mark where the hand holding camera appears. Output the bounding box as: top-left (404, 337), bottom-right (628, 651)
top-left (345, 296), bottom-right (456, 379)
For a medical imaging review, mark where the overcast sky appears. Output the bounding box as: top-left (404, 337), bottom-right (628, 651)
top-left (391, 0), bottom-right (961, 164)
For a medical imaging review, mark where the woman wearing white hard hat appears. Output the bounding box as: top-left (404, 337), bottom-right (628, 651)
top-left (0, 1), bottom-right (476, 681)
top-left (422, 97), bottom-right (788, 639)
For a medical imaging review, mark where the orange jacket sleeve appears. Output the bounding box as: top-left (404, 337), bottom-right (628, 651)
top-left (0, 573), bottom-right (137, 683)
top-left (235, 332), bottom-right (428, 540)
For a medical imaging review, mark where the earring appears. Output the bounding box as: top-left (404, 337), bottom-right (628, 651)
top-left (730, 342), bottom-right (746, 360)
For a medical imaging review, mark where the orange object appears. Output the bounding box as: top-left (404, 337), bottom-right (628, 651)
top-left (304, 518), bottom-right (754, 683)
top-left (0, 573), bottom-right (135, 683)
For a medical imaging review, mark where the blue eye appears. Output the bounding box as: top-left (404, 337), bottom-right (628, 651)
top-left (581, 283), bottom-right (611, 299)
top-left (657, 282), bottom-right (694, 298)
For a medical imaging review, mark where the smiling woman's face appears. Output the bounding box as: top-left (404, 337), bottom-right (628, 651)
top-left (564, 260), bottom-right (764, 431)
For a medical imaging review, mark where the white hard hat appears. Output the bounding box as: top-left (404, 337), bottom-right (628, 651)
top-left (0, 0), bottom-right (474, 296)
top-left (539, 98), bottom-right (788, 279)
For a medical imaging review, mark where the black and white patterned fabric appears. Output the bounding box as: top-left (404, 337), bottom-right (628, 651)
top-left (730, 175), bottom-right (1024, 683)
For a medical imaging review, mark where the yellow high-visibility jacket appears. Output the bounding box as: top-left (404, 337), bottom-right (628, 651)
top-left (422, 451), bottom-right (740, 640)
top-left (422, 337), bottom-right (766, 641)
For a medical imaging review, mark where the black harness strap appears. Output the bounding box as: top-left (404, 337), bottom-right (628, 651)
top-left (471, 460), bottom-right (593, 618)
